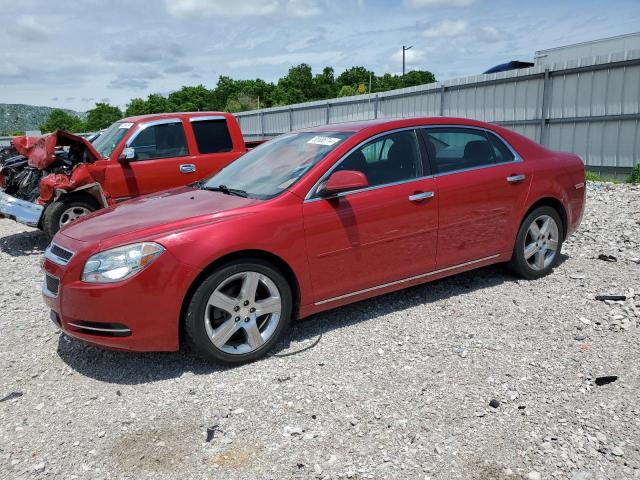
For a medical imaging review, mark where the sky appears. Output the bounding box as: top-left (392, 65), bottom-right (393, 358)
top-left (1, 0), bottom-right (639, 112)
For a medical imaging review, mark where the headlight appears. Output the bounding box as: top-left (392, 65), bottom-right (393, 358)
top-left (82, 242), bottom-right (164, 283)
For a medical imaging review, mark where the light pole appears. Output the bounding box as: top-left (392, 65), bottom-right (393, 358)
top-left (402, 45), bottom-right (413, 84)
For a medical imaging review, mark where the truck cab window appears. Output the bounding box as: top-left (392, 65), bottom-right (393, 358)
top-left (191, 119), bottom-right (233, 154)
top-left (130, 123), bottom-right (188, 160)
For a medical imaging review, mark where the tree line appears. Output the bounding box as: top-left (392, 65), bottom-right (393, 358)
top-left (37, 64), bottom-right (436, 133)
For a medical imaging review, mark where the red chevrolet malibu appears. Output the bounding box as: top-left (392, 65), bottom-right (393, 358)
top-left (42, 117), bottom-right (585, 364)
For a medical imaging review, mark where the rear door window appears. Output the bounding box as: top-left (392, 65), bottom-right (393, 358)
top-left (191, 119), bottom-right (234, 154)
top-left (421, 128), bottom-right (495, 174)
top-left (130, 122), bottom-right (188, 160)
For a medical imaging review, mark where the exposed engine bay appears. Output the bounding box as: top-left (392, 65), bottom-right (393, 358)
top-left (0, 131), bottom-right (98, 204)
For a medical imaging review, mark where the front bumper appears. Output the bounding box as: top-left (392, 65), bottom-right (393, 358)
top-left (0, 190), bottom-right (44, 226)
top-left (41, 236), bottom-right (197, 352)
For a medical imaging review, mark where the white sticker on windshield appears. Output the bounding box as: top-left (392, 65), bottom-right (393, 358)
top-left (119, 122), bottom-right (133, 129)
top-left (307, 135), bottom-right (340, 146)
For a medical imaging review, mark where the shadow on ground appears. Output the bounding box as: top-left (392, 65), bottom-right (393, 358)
top-left (56, 256), bottom-right (568, 385)
top-left (0, 229), bottom-right (48, 256)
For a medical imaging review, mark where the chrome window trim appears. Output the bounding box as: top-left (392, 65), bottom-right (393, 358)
top-left (42, 273), bottom-right (60, 298)
top-left (125, 118), bottom-right (184, 147)
top-left (421, 125), bottom-right (523, 177)
top-left (44, 243), bottom-right (75, 266)
top-left (304, 124), bottom-right (523, 201)
top-left (189, 115), bottom-right (226, 122)
top-left (314, 254), bottom-right (501, 306)
top-left (304, 126), bottom-right (424, 201)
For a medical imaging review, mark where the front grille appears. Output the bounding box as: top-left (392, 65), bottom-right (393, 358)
top-left (45, 243), bottom-right (74, 266)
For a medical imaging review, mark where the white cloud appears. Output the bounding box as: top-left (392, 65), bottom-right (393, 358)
top-left (287, 0), bottom-right (321, 17)
top-left (164, 0), bottom-right (280, 17)
top-left (477, 26), bottom-right (502, 42)
top-left (423, 19), bottom-right (468, 38)
top-left (390, 48), bottom-right (425, 65)
top-left (227, 51), bottom-right (343, 68)
top-left (164, 0), bottom-right (322, 18)
top-left (404, 0), bottom-right (474, 7)
top-left (8, 15), bottom-right (49, 41)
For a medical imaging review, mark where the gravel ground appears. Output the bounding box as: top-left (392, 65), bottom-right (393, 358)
top-left (1, 182), bottom-right (639, 480)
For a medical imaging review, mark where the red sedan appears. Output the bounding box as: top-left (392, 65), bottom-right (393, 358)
top-left (42, 117), bottom-right (585, 364)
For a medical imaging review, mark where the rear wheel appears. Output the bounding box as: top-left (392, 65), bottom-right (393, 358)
top-left (509, 206), bottom-right (564, 279)
top-left (42, 196), bottom-right (99, 239)
top-left (184, 260), bottom-right (292, 365)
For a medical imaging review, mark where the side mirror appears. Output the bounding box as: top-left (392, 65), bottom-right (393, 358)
top-left (118, 147), bottom-right (136, 163)
top-left (318, 170), bottom-right (369, 198)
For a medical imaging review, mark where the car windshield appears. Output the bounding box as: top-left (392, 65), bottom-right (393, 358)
top-left (202, 132), bottom-right (353, 199)
top-left (91, 121), bottom-right (133, 158)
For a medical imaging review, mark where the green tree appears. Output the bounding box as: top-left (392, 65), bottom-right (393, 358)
top-left (145, 94), bottom-right (170, 114)
top-left (114, 64), bottom-right (437, 120)
top-left (314, 67), bottom-right (338, 99)
top-left (272, 64), bottom-right (316, 105)
top-left (125, 98), bottom-right (151, 116)
top-left (167, 85), bottom-right (216, 112)
top-left (225, 93), bottom-right (260, 112)
top-left (84, 103), bottom-right (123, 131)
top-left (403, 70), bottom-right (436, 87)
top-left (375, 73), bottom-right (402, 92)
top-left (336, 66), bottom-right (373, 91)
top-left (40, 109), bottom-right (85, 133)
top-left (337, 85), bottom-right (358, 97)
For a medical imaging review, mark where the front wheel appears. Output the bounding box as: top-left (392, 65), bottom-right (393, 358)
top-left (184, 260), bottom-right (293, 365)
top-left (509, 206), bottom-right (564, 280)
top-left (42, 196), bottom-right (99, 239)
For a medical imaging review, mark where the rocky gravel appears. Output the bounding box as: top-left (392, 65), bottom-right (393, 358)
top-left (1, 182), bottom-right (639, 480)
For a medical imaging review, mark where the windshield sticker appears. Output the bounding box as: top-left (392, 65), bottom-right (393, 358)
top-left (119, 122), bottom-right (133, 129)
top-left (307, 135), bottom-right (341, 146)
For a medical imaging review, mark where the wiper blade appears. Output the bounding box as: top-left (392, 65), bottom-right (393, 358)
top-left (204, 184), bottom-right (248, 198)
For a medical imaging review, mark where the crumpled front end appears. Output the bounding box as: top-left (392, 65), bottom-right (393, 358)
top-left (0, 130), bottom-right (104, 227)
top-left (0, 190), bottom-right (44, 226)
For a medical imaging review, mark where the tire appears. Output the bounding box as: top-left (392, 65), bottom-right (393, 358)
top-left (42, 195), bottom-right (99, 239)
top-left (509, 206), bottom-right (564, 280)
top-left (184, 259), bottom-right (293, 365)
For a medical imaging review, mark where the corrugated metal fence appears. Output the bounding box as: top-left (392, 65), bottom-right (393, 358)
top-left (236, 50), bottom-right (640, 173)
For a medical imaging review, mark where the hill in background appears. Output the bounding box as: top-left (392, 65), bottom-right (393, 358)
top-left (0, 104), bottom-right (86, 135)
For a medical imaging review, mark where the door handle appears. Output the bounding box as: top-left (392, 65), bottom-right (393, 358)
top-left (506, 174), bottom-right (526, 183)
top-left (408, 191), bottom-right (435, 202)
top-left (180, 164), bottom-right (196, 174)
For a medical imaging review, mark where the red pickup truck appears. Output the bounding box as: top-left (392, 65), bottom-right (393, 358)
top-left (0, 112), bottom-right (258, 238)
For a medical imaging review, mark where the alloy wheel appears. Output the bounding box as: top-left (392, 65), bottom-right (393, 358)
top-left (59, 206), bottom-right (91, 228)
top-left (204, 271), bottom-right (282, 355)
top-left (524, 214), bottom-right (559, 271)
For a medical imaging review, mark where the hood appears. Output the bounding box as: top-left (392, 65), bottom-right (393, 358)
top-left (61, 186), bottom-right (261, 244)
top-left (13, 130), bottom-right (102, 169)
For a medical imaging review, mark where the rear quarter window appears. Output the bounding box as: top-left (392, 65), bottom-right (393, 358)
top-left (486, 131), bottom-right (516, 163)
top-left (191, 119), bottom-right (233, 154)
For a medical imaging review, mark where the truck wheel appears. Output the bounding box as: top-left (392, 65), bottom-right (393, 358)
top-left (42, 196), bottom-right (99, 239)
top-left (184, 259), bottom-right (293, 365)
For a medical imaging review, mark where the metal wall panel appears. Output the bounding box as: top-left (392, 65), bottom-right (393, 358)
top-left (292, 107), bottom-right (326, 130)
top-left (235, 53), bottom-right (640, 169)
top-left (263, 110), bottom-right (290, 134)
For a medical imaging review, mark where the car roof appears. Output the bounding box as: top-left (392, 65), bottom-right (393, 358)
top-left (301, 117), bottom-right (498, 134)
top-left (120, 111), bottom-right (232, 123)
